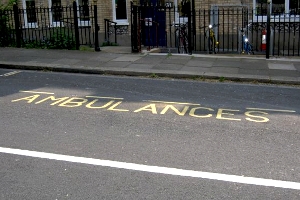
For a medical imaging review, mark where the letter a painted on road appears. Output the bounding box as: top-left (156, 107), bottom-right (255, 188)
top-left (11, 95), bottom-right (40, 103)
top-left (134, 104), bottom-right (157, 114)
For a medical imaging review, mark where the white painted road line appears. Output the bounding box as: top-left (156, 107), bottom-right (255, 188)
top-left (0, 71), bottom-right (21, 77)
top-left (20, 90), bottom-right (55, 95)
top-left (0, 146), bottom-right (299, 190)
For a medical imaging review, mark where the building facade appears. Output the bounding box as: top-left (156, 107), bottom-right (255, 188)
top-left (1, 0), bottom-right (299, 46)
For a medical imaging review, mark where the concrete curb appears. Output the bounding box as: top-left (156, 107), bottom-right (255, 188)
top-left (146, 52), bottom-right (300, 62)
top-left (1, 63), bottom-right (300, 85)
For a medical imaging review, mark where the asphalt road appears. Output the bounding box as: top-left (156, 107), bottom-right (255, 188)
top-left (0, 69), bottom-right (300, 199)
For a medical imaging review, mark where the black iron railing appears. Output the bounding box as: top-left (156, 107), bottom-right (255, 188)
top-left (0, 2), bottom-right (100, 50)
top-left (131, 4), bottom-right (300, 56)
top-left (104, 19), bottom-right (117, 45)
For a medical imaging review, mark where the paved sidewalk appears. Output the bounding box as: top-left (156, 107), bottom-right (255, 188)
top-left (0, 47), bottom-right (300, 84)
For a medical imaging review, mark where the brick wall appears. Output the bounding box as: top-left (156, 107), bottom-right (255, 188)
top-left (198, 0), bottom-right (250, 9)
top-left (8, 0), bottom-right (255, 46)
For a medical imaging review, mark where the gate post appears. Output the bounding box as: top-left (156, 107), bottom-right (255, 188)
top-left (93, 4), bottom-right (100, 51)
top-left (191, 0), bottom-right (196, 51)
top-left (187, 1), bottom-right (192, 54)
top-left (131, 2), bottom-right (139, 52)
top-left (266, 0), bottom-right (271, 59)
top-left (73, 1), bottom-right (80, 50)
top-left (13, 4), bottom-right (21, 48)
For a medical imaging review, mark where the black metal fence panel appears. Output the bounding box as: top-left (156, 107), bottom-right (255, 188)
top-left (131, 5), bottom-right (300, 56)
top-left (0, 3), bottom-right (99, 50)
top-left (196, 7), bottom-right (300, 56)
top-left (0, 9), bottom-right (17, 47)
top-left (131, 2), bottom-right (169, 52)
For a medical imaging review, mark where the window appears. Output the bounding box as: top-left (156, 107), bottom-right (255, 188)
top-left (116, 0), bottom-right (127, 20)
top-left (77, 0), bottom-right (90, 26)
top-left (272, 0), bottom-right (285, 14)
top-left (112, 0), bottom-right (128, 24)
top-left (254, 0), bottom-right (300, 16)
top-left (22, 0), bottom-right (37, 28)
top-left (290, 0), bottom-right (300, 14)
top-left (52, 0), bottom-right (62, 22)
top-left (49, 0), bottom-right (63, 27)
top-left (174, 0), bottom-right (188, 24)
top-left (26, 0), bottom-right (36, 23)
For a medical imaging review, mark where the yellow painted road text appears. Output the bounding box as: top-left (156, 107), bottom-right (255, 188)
top-left (11, 91), bottom-right (297, 123)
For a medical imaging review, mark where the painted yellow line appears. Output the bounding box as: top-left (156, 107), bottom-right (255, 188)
top-left (144, 100), bottom-right (200, 106)
top-left (86, 96), bottom-right (123, 100)
top-left (1, 146), bottom-right (300, 190)
top-left (246, 108), bottom-right (296, 113)
top-left (20, 90), bottom-right (55, 95)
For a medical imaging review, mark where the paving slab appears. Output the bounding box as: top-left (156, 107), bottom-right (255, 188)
top-left (52, 58), bottom-right (81, 65)
top-left (162, 58), bottom-right (190, 65)
top-left (75, 60), bottom-right (106, 67)
top-left (239, 63), bottom-right (269, 70)
top-left (90, 55), bottom-right (120, 62)
top-left (268, 69), bottom-right (300, 77)
top-left (181, 66), bottom-right (211, 73)
top-left (152, 63), bottom-right (183, 70)
top-left (167, 55), bottom-right (192, 60)
top-left (111, 55), bottom-right (143, 62)
top-left (126, 63), bottom-right (155, 69)
top-left (239, 69), bottom-right (270, 76)
top-left (268, 63), bottom-right (296, 70)
top-left (133, 56), bottom-right (165, 64)
top-left (210, 67), bottom-right (239, 74)
top-left (185, 60), bottom-right (214, 67)
top-left (101, 61), bottom-right (131, 68)
top-left (238, 62), bottom-right (268, 69)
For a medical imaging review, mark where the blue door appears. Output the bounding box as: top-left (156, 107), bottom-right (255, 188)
top-left (140, 0), bottom-right (166, 47)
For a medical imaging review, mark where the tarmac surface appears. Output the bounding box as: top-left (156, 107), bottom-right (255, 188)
top-left (0, 46), bottom-right (300, 85)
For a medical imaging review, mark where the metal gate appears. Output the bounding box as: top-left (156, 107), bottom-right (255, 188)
top-left (131, 0), bottom-right (194, 53)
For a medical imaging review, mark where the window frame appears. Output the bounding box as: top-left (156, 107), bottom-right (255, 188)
top-left (112, 0), bottom-right (129, 25)
top-left (252, 0), bottom-right (300, 22)
top-left (48, 0), bottom-right (63, 27)
top-left (173, 0), bottom-right (188, 24)
top-left (76, 0), bottom-right (90, 27)
top-left (22, 0), bottom-right (38, 28)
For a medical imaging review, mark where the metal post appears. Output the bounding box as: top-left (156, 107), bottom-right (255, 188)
top-left (192, 0), bottom-right (195, 51)
top-left (266, 0), bottom-right (271, 59)
top-left (73, 1), bottom-right (80, 50)
top-left (187, 1), bottom-right (192, 54)
top-left (13, 4), bottom-right (21, 48)
top-left (114, 24), bottom-right (117, 44)
top-left (104, 19), bottom-right (107, 42)
top-left (93, 5), bottom-right (100, 51)
top-left (131, 2), bottom-right (139, 52)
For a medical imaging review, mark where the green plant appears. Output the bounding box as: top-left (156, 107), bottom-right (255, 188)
top-left (0, 0), bottom-right (17, 47)
top-left (21, 28), bottom-right (76, 50)
top-left (101, 41), bottom-right (119, 47)
top-left (0, 12), bottom-right (10, 47)
top-left (191, 75), bottom-right (200, 80)
top-left (46, 29), bottom-right (76, 49)
top-left (23, 40), bottom-right (40, 49)
top-left (149, 73), bottom-right (159, 78)
top-left (219, 76), bottom-right (225, 82)
top-left (79, 45), bottom-right (94, 52)
top-left (0, 0), bottom-right (17, 9)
